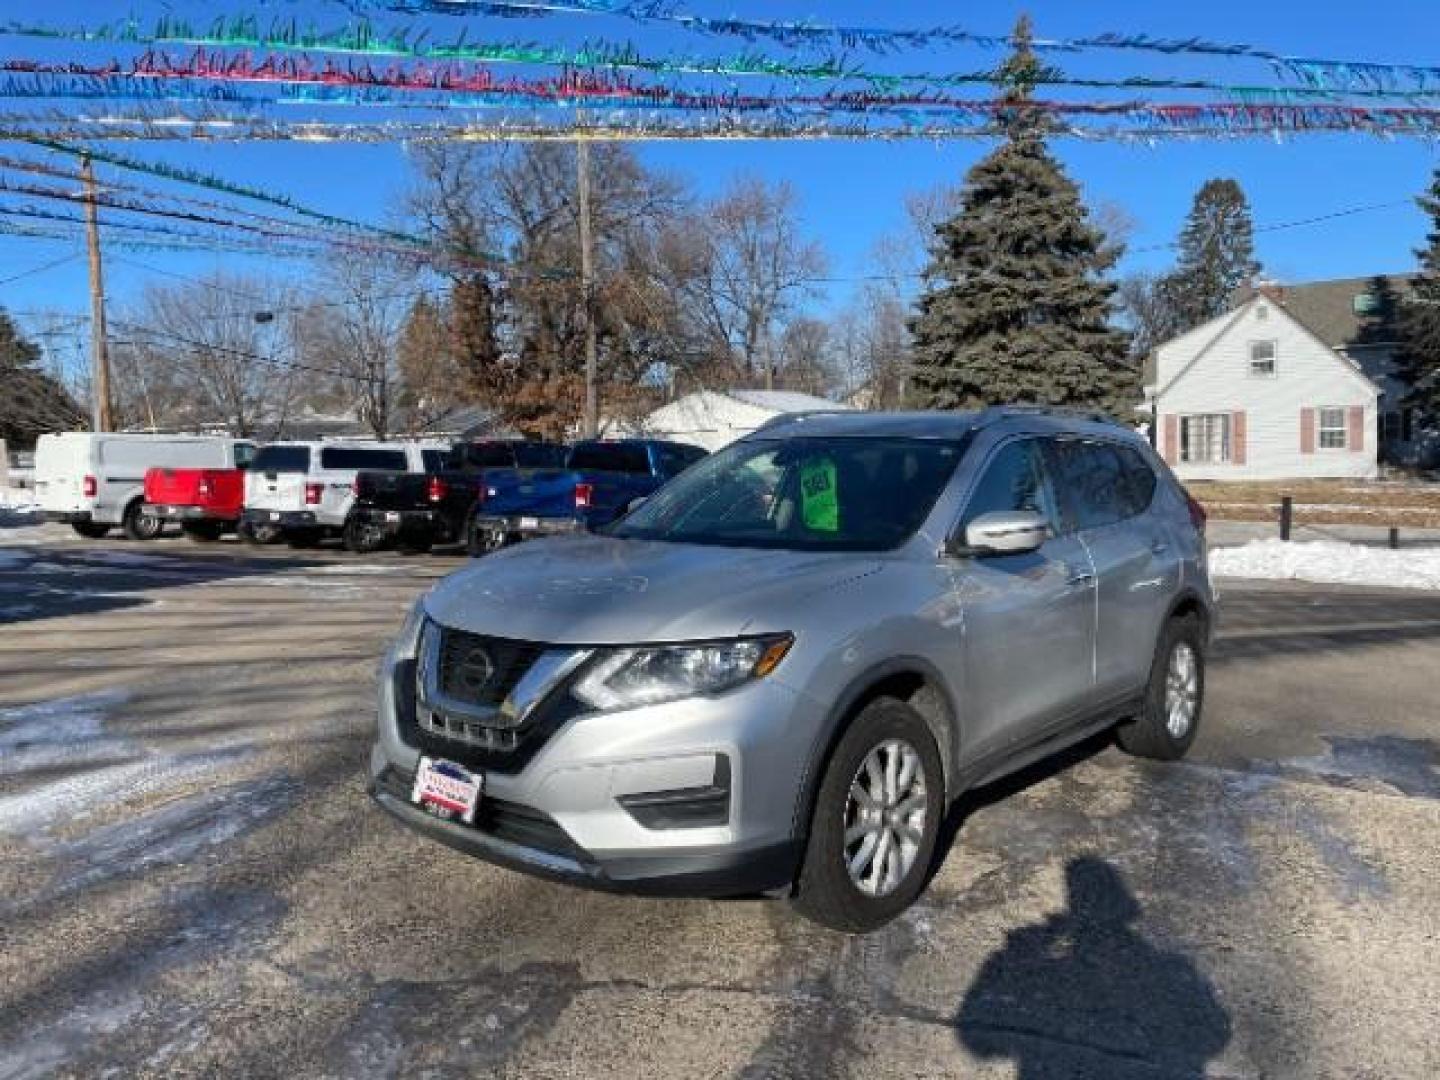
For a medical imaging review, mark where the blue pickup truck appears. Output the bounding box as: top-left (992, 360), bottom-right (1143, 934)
top-left (466, 438), bottom-right (707, 554)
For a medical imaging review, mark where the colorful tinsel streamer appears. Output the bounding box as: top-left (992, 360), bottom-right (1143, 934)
top-left (3, 17), bottom-right (1427, 105)
top-left (318, 0), bottom-right (1440, 93)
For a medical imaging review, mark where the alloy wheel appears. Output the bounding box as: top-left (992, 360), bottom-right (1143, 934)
top-left (842, 738), bottom-right (929, 898)
top-left (1164, 642), bottom-right (1200, 738)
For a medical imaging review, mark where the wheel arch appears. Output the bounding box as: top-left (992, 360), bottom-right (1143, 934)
top-left (789, 657), bottom-right (962, 843)
top-left (1165, 588), bottom-right (1214, 645)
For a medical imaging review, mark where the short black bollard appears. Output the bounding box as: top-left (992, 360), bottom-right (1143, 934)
top-left (1280, 496), bottom-right (1293, 542)
top-left (1390, 527), bottom-right (1400, 550)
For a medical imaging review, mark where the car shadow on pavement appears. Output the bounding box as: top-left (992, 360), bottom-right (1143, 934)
top-left (954, 856), bottom-right (1232, 1079)
top-left (0, 545), bottom-right (338, 627)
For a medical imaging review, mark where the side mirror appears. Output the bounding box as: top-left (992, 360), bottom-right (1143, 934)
top-left (953, 510), bottom-right (1048, 557)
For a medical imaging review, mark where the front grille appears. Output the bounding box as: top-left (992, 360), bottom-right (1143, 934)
top-left (417, 707), bottom-right (522, 752)
top-left (436, 627), bottom-right (544, 707)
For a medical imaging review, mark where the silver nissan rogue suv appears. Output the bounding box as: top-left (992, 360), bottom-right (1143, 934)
top-left (369, 408), bottom-right (1214, 932)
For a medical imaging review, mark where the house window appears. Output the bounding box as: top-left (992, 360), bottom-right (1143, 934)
top-left (1249, 341), bottom-right (1276, 377)
top-left (1353, 292), bottom-right (1379, 315)
top-left (1181, 414), bottom-right (1231, 464)
top-left (1318, 408), bottom-right (1348, 450)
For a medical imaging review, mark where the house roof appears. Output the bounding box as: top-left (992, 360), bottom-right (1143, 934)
top-left (723, 389), bottom-right (849, 414)
top-left (1153, 295), bottom-right (1381, 401)
top-left (1238, 274), bottom-right (1415, 349)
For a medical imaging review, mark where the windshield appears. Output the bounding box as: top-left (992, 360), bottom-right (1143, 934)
top-left (611, 436), bottom-right (965, 552)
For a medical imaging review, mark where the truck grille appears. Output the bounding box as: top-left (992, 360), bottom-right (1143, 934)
top-left (436, 628), bottom-right (545, 708)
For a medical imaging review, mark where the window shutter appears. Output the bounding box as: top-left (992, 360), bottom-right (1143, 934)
top-left (1232, 411), bottom-right (1247, 466)
top-left (1300, 408), bottom-right (1316, 454)
top-left (1348, 406), bottom-right (1365, 453)
top-left (1162, 414), bottom-right (1178, 464)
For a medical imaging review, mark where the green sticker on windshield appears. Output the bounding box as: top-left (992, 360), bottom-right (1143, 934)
top-left (800, 456), bottom-right (839, 532)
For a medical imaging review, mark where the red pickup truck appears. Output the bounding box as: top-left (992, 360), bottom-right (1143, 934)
top-left (141, 466), bottom-right (250, 542)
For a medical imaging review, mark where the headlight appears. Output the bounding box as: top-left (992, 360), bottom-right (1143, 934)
top-left (572, 634), bottom-right (793, 711)
top-left (389, 598), bottom-right (427, 662)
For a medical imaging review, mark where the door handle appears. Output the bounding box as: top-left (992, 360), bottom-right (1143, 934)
top-left (1066, 569), bottom-right (1095, 588)
top-left (1151, 541), bottom-right (1170, 555)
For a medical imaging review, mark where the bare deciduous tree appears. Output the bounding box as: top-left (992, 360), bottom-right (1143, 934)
top-left (110, 274), bottom-right (300, 435)
top-left (676, 177), bottom-right (827, 388)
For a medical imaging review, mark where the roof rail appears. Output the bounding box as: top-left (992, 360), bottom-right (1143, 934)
top-left (751, 409), bottom-right (852, 432)
top-left (974, 404), bottom-right (1121, 427)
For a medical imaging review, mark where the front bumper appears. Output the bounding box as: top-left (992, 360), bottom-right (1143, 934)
top-left (144, 503), bottom-right (236, 522)
top-left (241, 508), bottom-right (317, 529)
top-left (368, 758), bottom-right (797, 897)
top-left (369, 645), bottom-right (822, 898)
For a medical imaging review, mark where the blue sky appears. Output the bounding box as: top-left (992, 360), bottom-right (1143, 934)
top-left (3, 0), bottom-right (1439, 367)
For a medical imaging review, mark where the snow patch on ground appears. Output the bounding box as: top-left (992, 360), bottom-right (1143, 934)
top-left (1210, 539), bottom-right (1440, 591)
top-left (0, 691), bottom-right (250, 835)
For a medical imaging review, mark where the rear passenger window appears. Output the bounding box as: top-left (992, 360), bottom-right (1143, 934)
top-left (250, 446), bottom-right (310, 473)
top-left (959, 440), bottom-right (1058, 533)
top-left (1047, 440), bottom-right (1148, 530)
top-left (319, 447), bottom-right (409, 471)
top-left (514, 443), bottom-right (564, 468)
top-left (656, 444), bottom-right (704, 479)
top-left (1114, 445), bottom-right (1158, 517)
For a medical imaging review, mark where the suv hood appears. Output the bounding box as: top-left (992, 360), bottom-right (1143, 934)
top-left (423, 533), bottom-right (881, 645)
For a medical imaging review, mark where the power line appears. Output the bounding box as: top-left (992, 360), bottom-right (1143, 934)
top-left (108, 317), bottom-right (380, 385)
top-left (0, 250), bottom-right (80, 286)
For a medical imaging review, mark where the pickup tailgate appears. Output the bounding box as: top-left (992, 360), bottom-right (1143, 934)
top-left (353, 470), bottom-right (429, 510)
top-left (147, 468), bottom-right (245, 514)
top-left (245, 469), bottom-right (307, 513)
top-left (480, 469), bottom-right (582, 517)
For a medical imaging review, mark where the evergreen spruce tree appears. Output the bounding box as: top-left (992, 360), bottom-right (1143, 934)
top-left (0, 307), bottom-right (82, 448)
top-left (1396, 170), bottom-right (1440, 419)
top-left (1167, 178), bottom-right (1261, 330)
top-left (909, 15), bottom-right (1134, 418)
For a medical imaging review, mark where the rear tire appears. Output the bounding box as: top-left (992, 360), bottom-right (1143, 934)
top-left (466, 522), bottom-right (510, 558)
top-left (792, 697), bottom-right (944, 934)
top-left (70, 521), bottom-right (110, 539)
top-left (181, 521), bottom-right (224, 543)
top-left (238, 520), bottom-right (282, 545)
top-left (343, 516), bottom-right (388, 554)
top-left (122, 500), bottom-right (163, 542)
top-left (1117, 614), bottom-right (1205, 761)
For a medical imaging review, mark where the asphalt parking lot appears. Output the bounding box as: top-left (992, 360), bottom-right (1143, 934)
top-left (1, 526), bottom-right (1438, 1079)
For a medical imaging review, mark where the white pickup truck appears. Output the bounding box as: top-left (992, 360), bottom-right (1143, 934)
top-left (240, 441), bottom-right (444, 548)
top-left (34, 432), bottom-right (255, 540)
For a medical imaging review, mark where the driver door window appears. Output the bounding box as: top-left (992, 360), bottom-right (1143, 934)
top-left (956, 439), bottom-right (1060, 541)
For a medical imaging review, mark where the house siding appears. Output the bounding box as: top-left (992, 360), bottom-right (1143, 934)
top-left (1154, 299), bottom-right (1379, 481)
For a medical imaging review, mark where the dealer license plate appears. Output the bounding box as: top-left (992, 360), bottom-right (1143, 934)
top-left (411, 756), bottom-right (483, 824)
top-left (520, 516), bottom-right (539, 530)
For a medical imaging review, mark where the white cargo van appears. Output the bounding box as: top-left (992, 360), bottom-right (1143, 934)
top-left (34, 432), bottom-right (255, 540)
top-left (241, 441), bottom-right (443, 548)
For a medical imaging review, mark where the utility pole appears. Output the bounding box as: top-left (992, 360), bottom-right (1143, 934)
top-left (81, 154), bottom-right (113, 432)
top-left (576, 135), bottom-right (599, 438)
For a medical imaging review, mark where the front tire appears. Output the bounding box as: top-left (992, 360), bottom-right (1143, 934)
top-left (792, 697), bottom-right (944, 934)
top-left (122, 501), bottom-right (163, 541)
top-left (1117, 614), bottom-right (1205, 761)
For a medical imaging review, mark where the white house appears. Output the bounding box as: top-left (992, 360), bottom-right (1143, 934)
top-left (634, 389), bottom-right (851, 452)
top-left (1145, 291), bottom-right (1382, 481)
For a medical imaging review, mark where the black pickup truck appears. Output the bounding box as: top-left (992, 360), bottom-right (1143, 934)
top-left (345, 440), bottom-right (565, 553)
